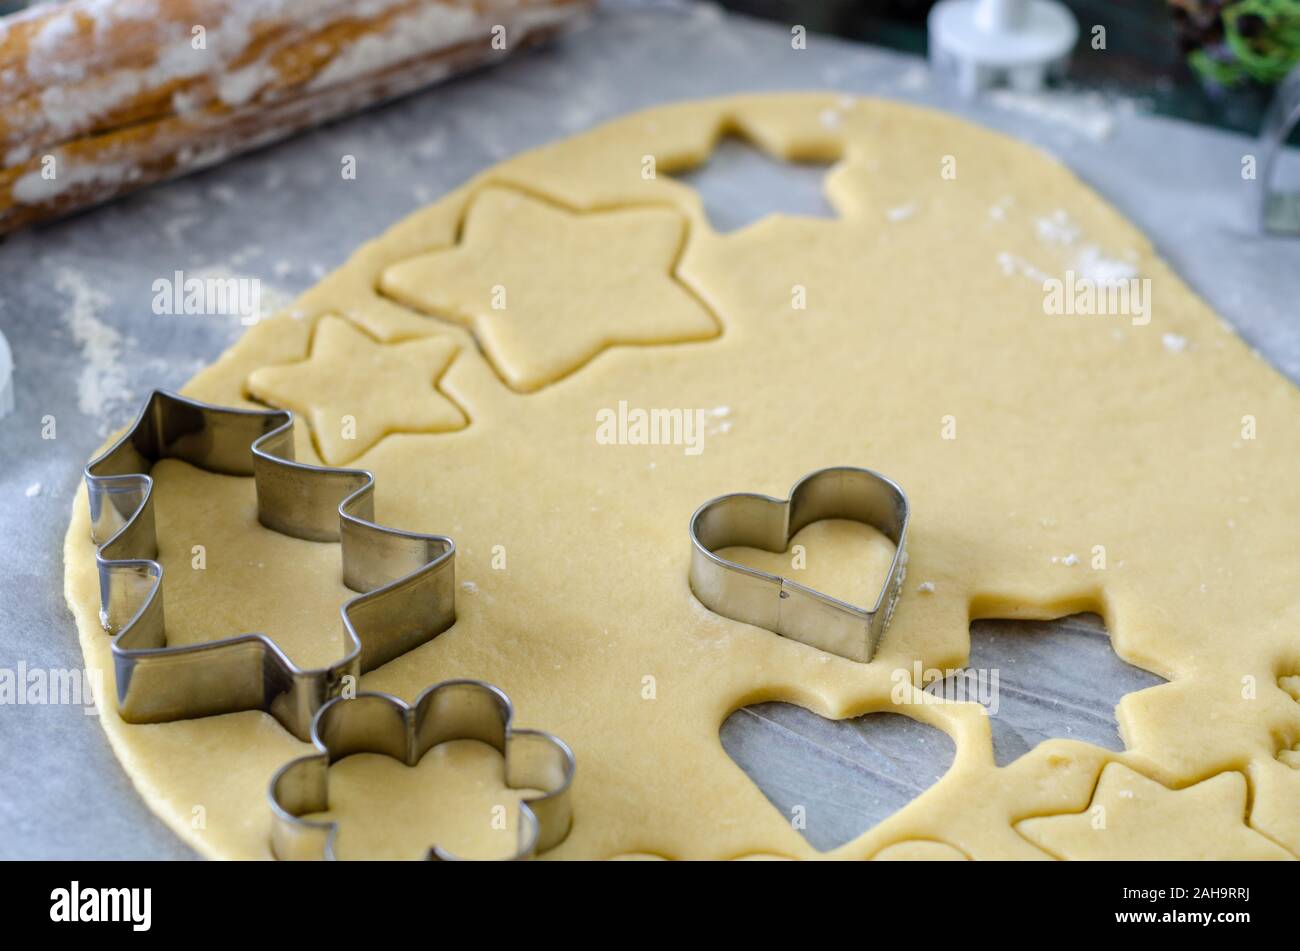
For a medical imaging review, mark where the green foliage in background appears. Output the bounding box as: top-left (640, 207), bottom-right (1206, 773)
top-left (1184, 0), bottom-right (1300, 85)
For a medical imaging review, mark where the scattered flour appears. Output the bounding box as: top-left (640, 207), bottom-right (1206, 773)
top-left (1162, 333), bottom-right (1189, 353)
top-left (54, 267), bottom-right (131, 425)
top-left (1022, 211), bottom-right (1143, 295)
top-left (894, 63), bottom-right (931, 93)
top-left (704, 405), bottom-right (733, 437)
top-left (1035, 209), bottom-right (1080, 245)
top-left (13, 161), bottom-right (137, 204)
top-left (414, 129), bottom-right (447, 161)
top-left (162, 212), bottom-right (201, 245)
top-left (308, 1), bottom-right (573, 91)
top-left (996, 252), bottom-right (1051, 283)
top-left (186, 265), bottom-right (300, 320)
top-left (987, 89), bottom-right (1137, 142)
top-left (886, 203), bottom-right (917, 223)
top-left (25, 482), bottom-right (42, 498)
top-left (819, 108), bottom-right (843, 130)
top-left (988, 196), bottom-right (1015, 221)
top-left (1074, 245), bottom-right (1139, 285)
top-left (218, 61), bottom-right (275, 107)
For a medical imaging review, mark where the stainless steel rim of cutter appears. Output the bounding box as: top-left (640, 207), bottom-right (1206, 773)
top-left (268, 679), bottom-right (576, 861)
top-left (1260, 63), bottom-right (1300, 236)
top-left (84, 389), bottom-right (457, 741)
top-left (688, 466), bottom-right (910, 663)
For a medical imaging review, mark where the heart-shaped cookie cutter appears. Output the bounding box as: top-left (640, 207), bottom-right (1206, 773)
top-left (268, 680), bottom-right (575, 860)
top-left (689, 466), bottom-right (909, 662)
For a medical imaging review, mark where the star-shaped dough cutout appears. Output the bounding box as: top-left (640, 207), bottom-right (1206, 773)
top-left (247, 315), bottom-right (466, 465)
top-left (379, 187), bottom-right (718, 393)
top-left (1016, 763), bottom-right (1293, 860)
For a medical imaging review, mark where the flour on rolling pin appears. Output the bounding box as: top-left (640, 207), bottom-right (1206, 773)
top-left (0, 0), bottom-right (593, 233)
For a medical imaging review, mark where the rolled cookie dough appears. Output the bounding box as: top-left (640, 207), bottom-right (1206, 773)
top-left (64, 94), bottom-right (1300, 860)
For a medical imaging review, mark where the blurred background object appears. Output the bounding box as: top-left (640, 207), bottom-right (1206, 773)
top-left (928, 0), bottom-right (1079, 97)
top-left (1259, 62), bottom-right (1300, 231)
top-left (1, 0), bottom-right (1296, 236)
top-left (711, 0), bottom-right (1300, 134)
top-left (0, 0), bottom-right (592, 235)
top-left (1169, 0), bottom-right (1300, 87)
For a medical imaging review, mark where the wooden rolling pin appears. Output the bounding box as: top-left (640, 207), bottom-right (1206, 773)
top-left (0, 0), bottom-right (592, 234)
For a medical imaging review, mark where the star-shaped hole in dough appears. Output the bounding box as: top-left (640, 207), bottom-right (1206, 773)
top-left (671, 135), bottom-right (838, 233)
top-left (247, 315), bottom-right (466, 465)
top-left (1016, 763), bottom-right (1294, 860)
top-left (378, 187), bottom-right (719, 393)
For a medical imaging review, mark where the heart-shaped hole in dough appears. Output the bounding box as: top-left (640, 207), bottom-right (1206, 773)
top-left (722, 703), bottom-right (955, 853)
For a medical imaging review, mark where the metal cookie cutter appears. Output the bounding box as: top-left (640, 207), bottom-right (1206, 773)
top-left (689, 466), bottom-right (909, 663)
top-left (269, 680), bottom-right (575, 860)
top-left (1260, 63), bottom-right (1300, 235)
top-left (85, 389), bottom-right (456, 741)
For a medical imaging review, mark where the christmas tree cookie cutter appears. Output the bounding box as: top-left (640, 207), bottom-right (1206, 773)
top-left (689, 466), bottom-right (909, 663)
top-left (84, 389), bottom-right (457, 741)
top-left (269, 680), bottom-right (575, 860)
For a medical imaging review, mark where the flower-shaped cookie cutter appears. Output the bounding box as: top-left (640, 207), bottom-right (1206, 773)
top-left (689, 466), bottom-right (909, 663)
top-left (268, 680), bottom-right (575, 860)
top-left (84, 389), bottom-right (457, 741)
